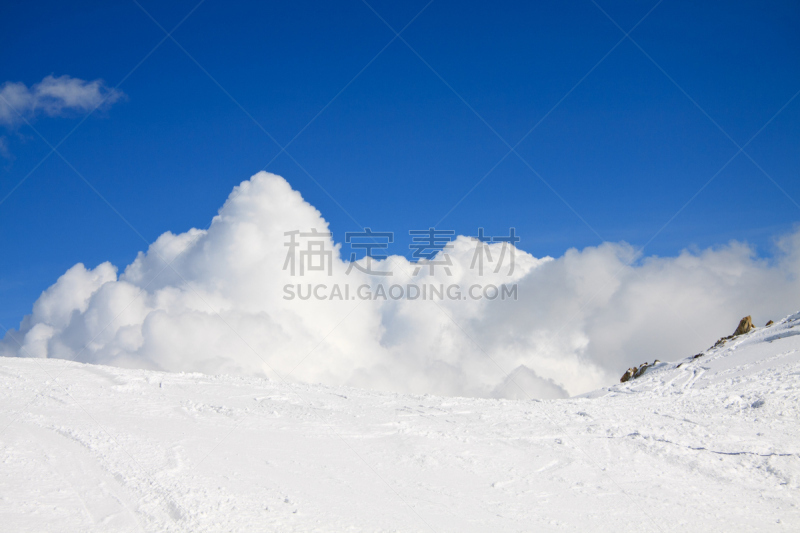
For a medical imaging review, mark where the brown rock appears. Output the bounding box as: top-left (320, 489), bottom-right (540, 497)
top-left (713, 336), bottom-right (729, 348)
top-left (765, 320), bottom-right (774, 327)
top-left (733, 315), bottom-right (754, 336)
top-left (634, 362), bottom-right (655, 379)
top-left (620, 368), bottom-right (636, 383)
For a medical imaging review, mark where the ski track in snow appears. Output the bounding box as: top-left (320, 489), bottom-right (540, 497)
top-left (1, 314), bottom-right (799, 532)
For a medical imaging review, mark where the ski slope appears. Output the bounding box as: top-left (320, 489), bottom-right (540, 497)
top-left (1, 313), bottom-right (799, 532)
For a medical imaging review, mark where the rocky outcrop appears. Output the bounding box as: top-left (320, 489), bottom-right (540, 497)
top-left (711, 315), bottom-right (757, 349)
top-left (620, 360), bottom-right (660, 383)
top-left (620, 367), bottom-right (636, 383)
top-left (733, 316), bottom-right (754, 336)
top-left (765, 320), bottom-right (774, 327)
top-left (622, 315), bottom-right (764, 382)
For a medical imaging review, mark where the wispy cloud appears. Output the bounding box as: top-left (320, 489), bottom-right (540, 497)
top-left (0, 75), bottom-right (125, 127)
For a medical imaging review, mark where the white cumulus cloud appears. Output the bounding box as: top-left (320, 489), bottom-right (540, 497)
top-left (0, 75), bottom-right (125, 127)
top-left (1, 172), bottom-right (798, 399)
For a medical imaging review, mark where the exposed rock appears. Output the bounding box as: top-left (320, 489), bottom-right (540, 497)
top-left (621, 361), bottom-right (660, 382)
top-left (621, 315), bottom-right (764, 384)
top-left (765, 320), bottom-right (774, 327)
top-left (634, 362), bottom-right (650, 378)
top-left (620, 368), bottom-right (637, 383)
top-left (710, 315), bottom-right (756, 351)
top-left (733, 315), bottom-right (754, 336)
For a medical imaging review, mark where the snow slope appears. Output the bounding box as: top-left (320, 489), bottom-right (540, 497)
top-left (1, 313), bottom-right (799, 532)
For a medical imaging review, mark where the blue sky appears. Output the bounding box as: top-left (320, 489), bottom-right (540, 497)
top-left (1, 0), bottom-right (798, 329)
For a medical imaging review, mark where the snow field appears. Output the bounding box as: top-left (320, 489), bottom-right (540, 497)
top-left (1, 313), bottom-right (799, 531)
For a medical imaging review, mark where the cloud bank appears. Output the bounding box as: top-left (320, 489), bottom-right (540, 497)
top-left (2, 172), bottom-right (799, 399)
top-left (0, 75), bottom-right (124, 127)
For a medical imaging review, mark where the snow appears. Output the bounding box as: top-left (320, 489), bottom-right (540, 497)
top-left (1, 313), bottom-right (799, 532)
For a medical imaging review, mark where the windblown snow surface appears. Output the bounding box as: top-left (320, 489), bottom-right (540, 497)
top-left (2, 312), bottom-right (799, 532)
